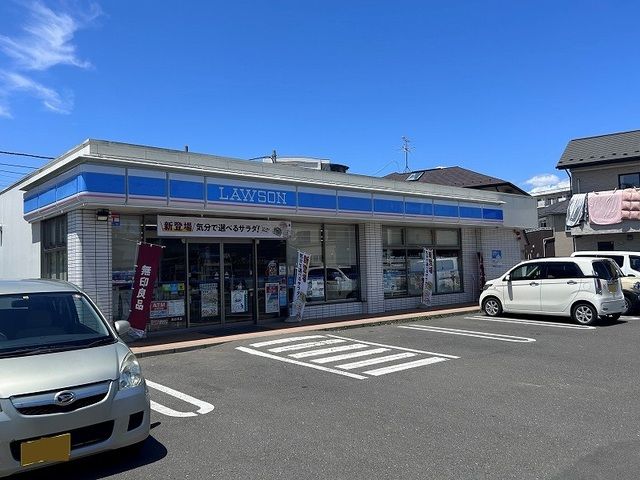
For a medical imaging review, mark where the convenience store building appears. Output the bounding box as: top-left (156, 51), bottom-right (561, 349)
top-left (0, 140), bottom-right (537, 332)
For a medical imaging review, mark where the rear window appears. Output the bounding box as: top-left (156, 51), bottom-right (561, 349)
top-left (592, 260), bottom-right (618, 280)
top-left (630, 256), bottom-right (640, 271)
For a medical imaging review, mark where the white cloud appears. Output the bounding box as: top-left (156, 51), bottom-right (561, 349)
top-left (1, 71), bottom-right (72, 113)
top-left (0, 1), bottom-right (100, 117)
top-left (523, 173), bottom-right (570, 193)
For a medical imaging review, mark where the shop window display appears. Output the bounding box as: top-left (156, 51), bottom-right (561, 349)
top-left (383, 226), bottom-right (462, 298)
top-left (112, 215), bottom-right (141, 321)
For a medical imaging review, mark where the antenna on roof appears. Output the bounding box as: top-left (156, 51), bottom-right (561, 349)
top-left (271, 149), bottom-right (277, 163)
top-left (401, 136), bottom-right (411, 173)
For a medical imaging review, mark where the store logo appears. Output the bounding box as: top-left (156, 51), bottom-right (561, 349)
top-left (218, 186), bottom-right (288, 205)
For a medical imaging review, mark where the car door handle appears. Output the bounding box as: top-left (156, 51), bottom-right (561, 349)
top-left (567, 280), bottom-right (577, 285)
top-left (529, 282), bottom-right (539, 286)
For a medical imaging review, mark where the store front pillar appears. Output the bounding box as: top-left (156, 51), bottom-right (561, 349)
top-left (360, 222), bottom-right (384, 314)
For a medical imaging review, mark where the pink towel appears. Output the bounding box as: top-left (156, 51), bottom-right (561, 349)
top-left (588, 190), bottom-right (623, 225)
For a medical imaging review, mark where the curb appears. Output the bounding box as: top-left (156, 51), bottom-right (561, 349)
top-left (132, 306), bottom-right (480, 358)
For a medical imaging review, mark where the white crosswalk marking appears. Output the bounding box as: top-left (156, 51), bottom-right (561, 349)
top-left (364, 357), bottom-right (447, 376)
top-left (337, 352), bottom-right (416, 370)
top-left (236, 334), bottom-right (455, 380)
top-left (289, 343), bottom-right (369, 359)
top-left (251, 335), bottom-right (326, 347)
top-left (269, 339), bottom-right (346, 352)
top-left (312, 347), bottom-right (390, 364)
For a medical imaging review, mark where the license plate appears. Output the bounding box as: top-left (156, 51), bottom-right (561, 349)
top-left (608, 282), bottom-right (618, 294)
top-left (21, 433), bottom-right (71, 467)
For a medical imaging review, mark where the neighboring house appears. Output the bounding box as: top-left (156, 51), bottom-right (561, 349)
top-left (385, 166), bottom-right (530, 196)
top-left (531, 186), bottom-right (570, 210)
top-left (527, 200), bottom-right (574, 257)
top-left (556, 129), bottom-right (640, 251)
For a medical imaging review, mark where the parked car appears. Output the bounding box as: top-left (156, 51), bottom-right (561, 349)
top-left (0, 279), bottom-right (150, 478)
top-left (479, 257), bottom-right (625, 325)
top-left (571, 251), bottom-right (640, 314)
top-left (571, 251), bottom-right (640, 277)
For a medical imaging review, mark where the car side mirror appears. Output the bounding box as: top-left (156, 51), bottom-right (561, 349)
top-left (504, 274), bottom-right (511, 282)
top-left (115, 320), bottom-right (131, 336)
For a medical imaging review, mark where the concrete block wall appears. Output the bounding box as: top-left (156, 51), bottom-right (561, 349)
top-left (479, 227), bottom-right (524, 282)
top-left (574, 233), bottom-right (640, 252)
top-left (67, 210), bottom-right (113, 319)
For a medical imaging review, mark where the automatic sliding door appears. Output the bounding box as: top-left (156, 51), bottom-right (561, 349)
top-left (223, 243), bottom-right (254, 323)
top-left (188, 242), bottom-right (221, 325)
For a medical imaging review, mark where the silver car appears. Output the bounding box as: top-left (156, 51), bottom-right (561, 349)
top-left (0, 279), bottom-right (150, 477)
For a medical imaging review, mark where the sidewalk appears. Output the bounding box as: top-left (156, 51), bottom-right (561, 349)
top-left (130, 303), bottom-right (480, 357)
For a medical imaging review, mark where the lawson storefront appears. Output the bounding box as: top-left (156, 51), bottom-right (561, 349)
top-left (0, 139), bottom-right (537, 333)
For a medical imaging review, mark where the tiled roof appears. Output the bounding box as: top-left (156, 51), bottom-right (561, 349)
top-left (557, 129), bottom-right (640, 169)
top-left (384, 166), bottom-right (528, 195)
top-left (538, 199), bottom-right (568, 217)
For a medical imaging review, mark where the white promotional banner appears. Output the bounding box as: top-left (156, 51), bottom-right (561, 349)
top-left (157, 216), bottom-right (291, 239)
top-left (421, 248), bottom-right (434, 307)
top-left (287, 250), bottom-right (311, 322)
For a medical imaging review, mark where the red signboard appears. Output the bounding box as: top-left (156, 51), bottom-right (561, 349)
top-left (128, 243), bottom-right (163, 331)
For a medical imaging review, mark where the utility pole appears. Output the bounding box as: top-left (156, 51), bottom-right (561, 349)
top-left (401, 136), bottom-right (411, 173)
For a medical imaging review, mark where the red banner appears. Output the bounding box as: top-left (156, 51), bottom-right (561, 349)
top-left (128, 243), bottom-right (163, 331)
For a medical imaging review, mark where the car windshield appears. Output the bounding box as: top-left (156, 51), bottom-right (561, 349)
top-left (0, 292), bottom-right (114, 358)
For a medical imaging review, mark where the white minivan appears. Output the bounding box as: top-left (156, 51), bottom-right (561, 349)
top-left (571, 251), bottom-right (640, 277)
top-left (479, 257), bottom-right (625, 325)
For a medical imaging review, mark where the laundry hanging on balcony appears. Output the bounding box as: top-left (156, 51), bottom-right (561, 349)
top-left (566, 193), bottom-right (588, 227)
top-left (587, 190), bottom-right (623, 225)
top-left (621, 188), bottom-right (640, 220)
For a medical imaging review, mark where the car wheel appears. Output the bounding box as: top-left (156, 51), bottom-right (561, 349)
top-left (571, 303), bottom-right (598, 325)
top-left (482, 297), bottom-right (502, 317)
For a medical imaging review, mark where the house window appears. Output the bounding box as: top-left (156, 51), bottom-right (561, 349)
top-left (41, 215), bottom-right (67, 280)
top-left (539, 218), bottom-right (547, 228)
top-left (619, 173), bottom-right (640, 189)
top-left (382, 226), bottom-right (462, 298)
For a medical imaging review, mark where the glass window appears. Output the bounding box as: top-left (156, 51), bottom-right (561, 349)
top-left (545, 262), bottom-right (583, 279)
top-left (151, 238), bottom-right (187, 330)
top-left (41, 215), bottom-right (67, 281)
top-left (435, 250), bottom-right (462, 293)
top-left (288, 223), bottom-right (359, 303)
top-left (593, 260), bottom-right (617, 280)
top-left (406, 228), bottom-right (432, 246)
top-left (383, 227), bottom-right (403, 246)
top-left (383, 248), bottom-right (408, 297)
top-left (630, 256), bottom-right (640, 272)
top-left (407, 249), bottom-right (424, 296)
top-left (510, 263), bottom-right (543, 281)
top-left (619, 173), bottom-right (640, 189)
top-left (435, 229), bottom-right (459, 246)
top-left (112, 215), bottom-right (142, 321)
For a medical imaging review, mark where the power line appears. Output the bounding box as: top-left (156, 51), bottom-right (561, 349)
top-left (0, 160), bottom-right (39, 169)
top-left (0, 167), bottom-right (29, 176)
top-left (0, 150), bottom-right (54, 161)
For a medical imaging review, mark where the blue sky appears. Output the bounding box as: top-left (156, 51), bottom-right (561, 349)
top-left (1, 1), bottom-right (640, 192)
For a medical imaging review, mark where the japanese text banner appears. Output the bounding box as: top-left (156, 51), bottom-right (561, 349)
top-left (157, 216), bottom-right (291, 239)
top-left (128, 243), bottom-right (163, 333)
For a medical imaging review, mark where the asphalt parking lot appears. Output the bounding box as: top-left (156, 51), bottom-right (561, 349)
top-left (15, 312), bottom-right (640, 480)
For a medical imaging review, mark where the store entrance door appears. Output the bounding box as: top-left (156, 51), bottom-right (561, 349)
top-left (188, 242), bottom-right (222, 325)
top-left (223, 243), bottom-right (255, 323)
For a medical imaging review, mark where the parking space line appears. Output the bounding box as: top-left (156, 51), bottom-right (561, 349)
top-left (464, 316), bottom-right (596, 330)
top-left (325, 334), bottom-right (460, 359)
top-left (250, 335), bottom-right (326, 347)
top-left (289, 343), bottom-right (369, 359)
top-left (337, 352), bottom-right (416, 370)
top-left (364, 357), bottom-right (448, 376)
top-left (146, 379), bottom-right (215, 418)
top-left (399, 325), bottom-right (535, 343)
top-left (312, 348), bottom-right (390, 364)
top-left (235, 346), bottom-right (367, 379)
top-left (269, 339), bottom-right (346, 353)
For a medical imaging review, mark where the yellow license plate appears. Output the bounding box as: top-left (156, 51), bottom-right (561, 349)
top-left (21, 433), bottom-right (71, 467)
top-left (608, 282), bottom-right (618, 294)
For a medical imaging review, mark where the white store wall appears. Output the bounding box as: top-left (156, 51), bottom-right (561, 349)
top-left (0, 187), bottom-right (40, 279)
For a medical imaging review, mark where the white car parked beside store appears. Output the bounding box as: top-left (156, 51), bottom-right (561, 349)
top-left (479, 257), bottom-right (625, 325)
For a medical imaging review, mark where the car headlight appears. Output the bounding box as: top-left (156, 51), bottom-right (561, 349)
top-left (119, 353), bottom-right (144, 390)
top-left (482, 283), bottom-right (492, 291)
